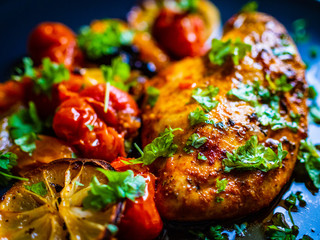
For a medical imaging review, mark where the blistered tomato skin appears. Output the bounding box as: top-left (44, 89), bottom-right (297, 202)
top-left (152, 9), bottom-right (207, 59)
top-left (28, 22), bottom-right (82, 68)
top-left (111, 159), bottom-right (163, 240)
top-left (53, 84), bottom-right (140, 161)
top-left (53, 97), bottom-right (125, 161)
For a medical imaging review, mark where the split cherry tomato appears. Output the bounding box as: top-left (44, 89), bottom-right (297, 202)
top-left (111, 158), bottom-right (163, 240)
top-left (152, 8), bottom-right (207, 59)
top-left (28, 22), bottom-right (83, 68)
top-left (53, 84), bottom-right (140, 161)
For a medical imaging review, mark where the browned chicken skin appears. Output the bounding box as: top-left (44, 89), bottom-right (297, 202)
top-left (142, 12), bottom-right (308, 221)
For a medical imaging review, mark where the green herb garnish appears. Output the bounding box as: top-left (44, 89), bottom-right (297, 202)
top-left (285, 192), bottom-right (306, 208)
top-left (177, 0), bottom-right (199, 12)
top-left (197, 152), bottom-right (207, 161)
top-left (83, 169), bottom-right (146, 210)
top-left (190, 225), bottom-right (228, 240)
top-left (78, 20), bottom-right (134, 59)
top-left (25, 181), bottom-right (48, 196)
top-left (86, 124), bottom-right (95, 131)
top-left (223, 135), bottom-right (287, 172)
top-left (265, 212), bottom-right (299, 240)
top-left (297, 139), bottom-right (320, 188)
top-left (240, 1), bottom-right (258, 12)
top-left (101, 57), bottom-right (131, 91)
top-left (129, 127), bottom-right (182, 165)
top-left (0, 152), bottom-right (28, 186)
top-left (147, 86), bottom-right (160, 107)
top-left (11, 57), bottom-right (36, 81)
top-left (8, 102), bottom-right (43, 154)
top-left (191, 86), bottom-right (219, 112)
top-left (209, 38), bottom-right (251, 66)
top-left (183, 133), bottom-right (207, 153)
top-left (188, 108), bottom-right (209, 126)
top-left (216, 178), bottom-right (228, 193)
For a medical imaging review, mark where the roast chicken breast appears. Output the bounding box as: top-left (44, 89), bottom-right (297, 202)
top-left (142, 12), bottom-right (308, 221)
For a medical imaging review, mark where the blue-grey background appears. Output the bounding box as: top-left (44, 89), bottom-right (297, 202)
top-left (0, 0), bottom-right (319, 239)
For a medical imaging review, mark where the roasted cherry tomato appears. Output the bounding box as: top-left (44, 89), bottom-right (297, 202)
top-left (111, 158), bottom-right (163, 240)
top-left (28, 22), bottom-right (82, 68)
top-left (152, 9), bottom-right (207, 59)
top-left (0, 81), bottom-right (26, 113)
top-left (53, 84), bottom-right (140, 161)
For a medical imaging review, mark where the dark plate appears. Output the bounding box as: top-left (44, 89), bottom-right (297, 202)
top-left (0, 0), bottom-right (319, 239)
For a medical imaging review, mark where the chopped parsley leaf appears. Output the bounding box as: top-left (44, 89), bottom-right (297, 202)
top-left (83, 169), bottom-right (145, 210)
top-left (177, 0), bottom-right (199, 13)
top-left (216, 178), bottom-right (228, 193)
top-left (223, 135), bottom-right (287, 172)
top-left (147, 86), bottom-right (160, 107)
top-left (188, 108), bottom-right (209, 126)
top-left (216, 196), bottom-right (224, 203)
top-left (77, 20), bottom-right (134, 59)
top-left (190, 225), bottom-right (228, 240)
top-left (101, 57), bottom-right (131, 91)
top-left (25, 181), bottom-right (48, 196)
top-left (265, 212), bottom-right (299, 240)
top-left (285, 192), bottom-right (306, 208)
top-left (266, 74), bottom-right (293, 93)
top-left (297, 139), bottom-right (320, 188)
top-left (240, 1), bottom-right (258, 12)
top-left (0, 152), bottom-right (28, 186)
top-left (33, 58), bottom-right (70, 96)
top-left (8, 102), bottom-right (43, 154)
top-left (129, 127), bottom-right (182, 166)
top-left (184, 133), bottom-right (207, 153)
top-left (86, 124), bottom-right (95, 131)
top-left (11, 57), bottom-right (36, 81)
top-left (192, 86), bottom-right (219, 112)
top-left (209, 38), bottom-right (251, 66)
top-left (198, 152), bottom-right (207, 161)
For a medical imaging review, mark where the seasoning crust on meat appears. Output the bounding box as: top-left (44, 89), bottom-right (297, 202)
top-left (142, 12), bottom-right (308, 221)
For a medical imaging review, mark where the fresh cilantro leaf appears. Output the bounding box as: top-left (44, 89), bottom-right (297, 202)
top-left (0, 152), bottom-right (28, 186)
top-left (265, 212), bottom-right (299, 240)
top-left (308, 86), bottom-right (317, 100)
top-left (240, 1), bottom-right (258, 12)
top-left (25, 181), bottom-right (48, 196)
top-left (292, 19), bottom-right (309, 44)
top-left (86, 124), bottom-right (95, 131)
top-left (83, 169), bottom-right (146, 210)
top-left (177, 0), bottom-right (199, 12)
top-left (209, 38), bottom-right (251, 66)
top-left (11, 57), bottom-right (36, 81)
top-left (188, 108), bottom-right (210, 126)
top-left (101, 57), bottom-right (131, 91)
top-left (184, 133), bottom-right (207, 153)
top-left (129, 127), bottom-right (182, 166)
top-left (147, 86), bottom-right (160, 107)
top-left (227, 81), bottom-right (298, 132)
top-left (285, 192), bottom-right (306, 208)
top-left (309, 104), bottom-right (320, 124)
top-left (223, 135), bottom-right (287, 172)
top-left (216, 178), bottom-right (228, 193)
top-left (198, 152), bottom-right (207, 161)
top-left (298, 139), bottom-right (320, 188)
top-left (234, 223), bottom-right (247, 237)
top-left (216, 196), bottom-right (224, 203)
top-left (190, 225), bottom-right (228, 240)
top-left (266, 75), bottom-right (293, 93)
top-left (78, 20), bottom-right (134, 59)
top-left (33, 58), bottom-right (70, 96)
top-left (192, 86), bottom-right (219, 112)
top-left (8, 102), bottom-right (43, 154)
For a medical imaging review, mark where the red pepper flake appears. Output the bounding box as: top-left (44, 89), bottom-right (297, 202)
top-left (179, 82), bottom-right (197, 90)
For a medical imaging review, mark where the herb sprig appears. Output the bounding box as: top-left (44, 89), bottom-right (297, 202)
top-left (223, 135), bottom-right (287, 172)
top-left (83, 169), bottom-right (146, 210)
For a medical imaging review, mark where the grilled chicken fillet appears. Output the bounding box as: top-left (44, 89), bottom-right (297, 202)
top-left (142, 12), bottom-right (308, 221)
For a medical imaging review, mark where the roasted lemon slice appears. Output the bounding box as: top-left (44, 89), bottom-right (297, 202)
top-left (0, 159), bottom-right (123, 240)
